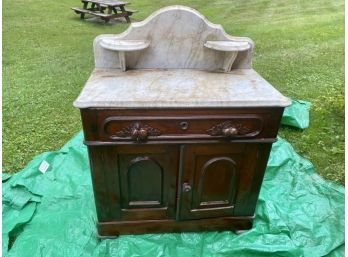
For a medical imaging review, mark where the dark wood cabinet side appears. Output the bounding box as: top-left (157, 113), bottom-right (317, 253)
top-left (88, 145), bottom-right (121, 222)
top-left (233, 143), bottom-right (273, 216)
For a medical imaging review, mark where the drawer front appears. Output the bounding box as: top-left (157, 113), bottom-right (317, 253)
top-left (100, 115), bottom-right (266, 142)
top-left (80, 108), bottom-right (284, 142)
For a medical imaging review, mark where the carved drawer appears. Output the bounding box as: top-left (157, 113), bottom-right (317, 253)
top-left (80, 108), bottom-right (284, 143)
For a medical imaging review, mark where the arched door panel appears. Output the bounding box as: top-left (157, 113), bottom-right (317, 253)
top-left (118, 145), bottom-right (179, 220)
top-left (126, 157), bottom-right (163, 207)
top-left (194, 157), bottom-right (237, 208)
top-left (179, 144), bottom-right (245, 220)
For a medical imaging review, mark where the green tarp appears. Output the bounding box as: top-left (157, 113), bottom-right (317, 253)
top-left (281, 100), bottom-right (311, 129)
top-left (2, 100), bottom-right (344, 257)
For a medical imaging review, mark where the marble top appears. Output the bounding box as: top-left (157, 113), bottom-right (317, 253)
top-left (73, 69), bottom-right (291, 108)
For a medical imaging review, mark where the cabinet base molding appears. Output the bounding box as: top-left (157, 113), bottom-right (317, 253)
top-left (97, 216), bottom-right (254, 237)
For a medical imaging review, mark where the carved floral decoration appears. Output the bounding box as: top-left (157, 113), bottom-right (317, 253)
top-left (206, 121), bottom-right (253, 136)
top-left (115, 122), bottom-right (161, 141)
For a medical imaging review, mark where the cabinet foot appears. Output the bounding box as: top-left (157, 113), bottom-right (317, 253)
top-left (233, 229), bottom-right (248, 235)
top-left (97, 232), bottom-right (119, 240)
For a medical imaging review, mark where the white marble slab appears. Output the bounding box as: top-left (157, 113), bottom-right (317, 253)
top-left (93, 5), bottom-right (254, 71)
top-left (73, 69), bottom-right (291, 108)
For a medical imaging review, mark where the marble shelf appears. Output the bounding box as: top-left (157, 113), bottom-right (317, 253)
top-left (204, 41), bottom-right (251, 72)
top-left (99, 39), bottom-right (151, 71)
top-left (99, 39), bottom-right (150, 52)
top-left (204, 41), bottom-right (251, 52)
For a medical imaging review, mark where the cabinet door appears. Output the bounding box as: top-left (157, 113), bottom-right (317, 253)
top-left (117, 145), bottom-right (179, 220)
top-left (88, 145), bottom-right (179, 222)
top-left (178, 144), bottom-right (246, 220)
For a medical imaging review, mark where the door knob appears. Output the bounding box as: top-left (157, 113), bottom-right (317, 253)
top-left (182, 183), bottom-right (192, 192)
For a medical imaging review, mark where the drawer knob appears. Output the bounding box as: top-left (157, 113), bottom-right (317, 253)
top-left (182, 183), bottom-right (192, 192)
top-left (222, 127), bottom-right (238, 137)
top-left (207, 121), bottom-right (253, 137)
top-left (131, 127), bottom-right (149, 141)
top-left (138, 128), bottom-right (148, 140)
top-left (131, 128), bottom-right (139, 139)
top-left (115, 122), bottom-right (161, 142)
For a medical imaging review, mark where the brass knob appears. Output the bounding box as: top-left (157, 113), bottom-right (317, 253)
top-left (222, 127), bottom-right (238, 137)
top-left (182, 183), bottom-right (192, 192)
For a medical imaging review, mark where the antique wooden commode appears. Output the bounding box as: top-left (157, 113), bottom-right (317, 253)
top-left (74, 6), bottom-right (290, 237)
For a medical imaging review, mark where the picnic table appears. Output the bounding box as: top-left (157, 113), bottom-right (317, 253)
top-left (72, 0), bottom-right (137, 23)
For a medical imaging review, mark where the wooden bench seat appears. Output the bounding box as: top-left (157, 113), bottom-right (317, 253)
top-left (72, 7), bottom-right (112, 18)
top-left (124, 8), bottom-right (138, 14)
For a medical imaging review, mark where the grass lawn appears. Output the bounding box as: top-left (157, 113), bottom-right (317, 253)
top-left (3, 0), bottom-right (344, 184)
